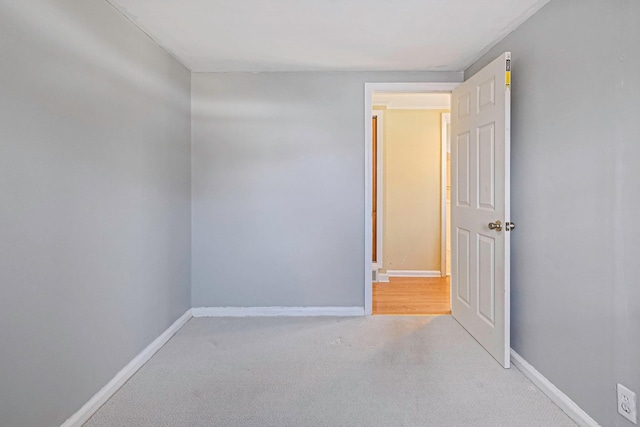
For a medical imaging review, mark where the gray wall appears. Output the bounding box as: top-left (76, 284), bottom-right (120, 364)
top-left (0, 1), bottom-right (191, 426)
top-left (466, 1), bottom-right (639, 425)
top-left (191, 71), bottom-right (461, 307)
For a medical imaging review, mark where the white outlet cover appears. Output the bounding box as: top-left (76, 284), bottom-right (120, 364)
top-left (618, 383), bottom-right (638, 424)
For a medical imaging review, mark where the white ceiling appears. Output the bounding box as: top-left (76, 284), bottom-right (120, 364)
top-left (106, 0), bottom-right (550, 73)
top-left (373, 93), bottom-right (450, 110)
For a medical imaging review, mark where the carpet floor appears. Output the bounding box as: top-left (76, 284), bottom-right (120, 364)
top-left (85, 316), bottom-right (576, 427)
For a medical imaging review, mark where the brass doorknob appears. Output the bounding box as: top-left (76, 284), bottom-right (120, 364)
top-left (488, 220), bottom-right (502, 232)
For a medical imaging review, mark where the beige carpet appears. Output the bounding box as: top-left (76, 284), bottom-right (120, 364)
top-left (85, 316), bottom-right (576, 426)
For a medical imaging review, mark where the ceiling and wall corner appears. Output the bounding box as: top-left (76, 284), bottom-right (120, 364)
top-left (105, 0), bottom-right (551, 73)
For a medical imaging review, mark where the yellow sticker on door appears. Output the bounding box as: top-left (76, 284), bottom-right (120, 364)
top-left (505, 58), bottom-right (511, 86)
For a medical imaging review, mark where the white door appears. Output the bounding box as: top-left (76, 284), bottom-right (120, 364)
top-left (451, 52), bottom-right (512, 368)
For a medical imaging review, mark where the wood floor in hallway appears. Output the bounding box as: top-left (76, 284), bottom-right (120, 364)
top-left (373, 276), bottom-right (451, 315)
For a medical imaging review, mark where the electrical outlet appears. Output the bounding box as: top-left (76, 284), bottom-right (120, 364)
top-left (618, 383), bottom-right (637, 424)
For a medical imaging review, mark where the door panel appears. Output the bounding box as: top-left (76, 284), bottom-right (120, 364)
top-left (451, 52), bottom-right (511, 368)
top-left (478, 123), bottom-right (495, 210)
top-left (456, 228), bottom-right (470, 306)
top-left (456, 132), bottom-right (470, 207)
top-left (478, 234), bottom-right (496, 325)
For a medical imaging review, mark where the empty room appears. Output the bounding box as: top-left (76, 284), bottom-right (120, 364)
top-left (1, 1), bottom-right (639, 427)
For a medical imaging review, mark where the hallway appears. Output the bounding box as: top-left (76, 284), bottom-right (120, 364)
top-left (373, 276), bottom-right (450, 315)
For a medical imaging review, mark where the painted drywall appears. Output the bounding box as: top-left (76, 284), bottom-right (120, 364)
top-left (0, 2), bottom-right (191, 427)
top-left (191, 71), bottom-right (462, 307)
top-left (466, 1), bottom-right (639, 425)
top-left (382, 109), bottom-right (447, 272)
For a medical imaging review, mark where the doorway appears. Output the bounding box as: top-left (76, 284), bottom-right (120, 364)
top-left (367, 88), bottom-right (456, 315)
top-left (364, 54), bottom-right (512, 367)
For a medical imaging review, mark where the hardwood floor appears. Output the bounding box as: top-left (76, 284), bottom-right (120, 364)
top-left (373, 276), bottom-right (451, 315)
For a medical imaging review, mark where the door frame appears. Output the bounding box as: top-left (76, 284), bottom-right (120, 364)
top-left (441, 112), bottom-right (451, 277)
top-left (364, 82), bottom-right (460, 315)
top-left (371, 110), bottom-right (384, 272)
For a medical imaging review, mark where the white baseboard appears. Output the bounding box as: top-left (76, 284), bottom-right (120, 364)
top-left (377, 273), bottom-right (390, 283)
top-left (60, 309), bottom-right (193, 427)
top-left (510, 350), bottom-right (600, 427)
top-left (387, 270), bottom-right (442, 278)
top-left (192, 306), bottom-right (365, 317)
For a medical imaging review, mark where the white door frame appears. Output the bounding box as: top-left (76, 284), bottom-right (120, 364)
top-left (364, 82), bottom-right (461, 315)
top-left (441, 112), bottom-right (451, 277)
top-left (371, 109), bottom-right (384, 273)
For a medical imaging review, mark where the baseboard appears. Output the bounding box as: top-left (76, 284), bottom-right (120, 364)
top-left (387, 270), bottom-right (442, 278)
top-left (510, 350), bottom-right (600, 427)
top-left (192, 306), bottom-right (365, 317)
top-left (377, 273), bottom-right (390, 283)
top-left (60, 309), bottom-right (193, 427)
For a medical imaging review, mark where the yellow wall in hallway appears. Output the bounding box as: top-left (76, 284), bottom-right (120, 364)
top-left (374, 108), bottom-right (448, 272)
